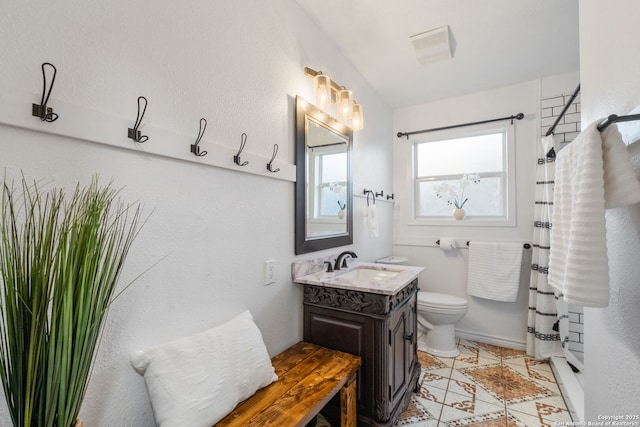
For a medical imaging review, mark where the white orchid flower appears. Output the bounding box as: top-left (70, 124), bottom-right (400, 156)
top-left (433, 173), bottom-right (481, 210)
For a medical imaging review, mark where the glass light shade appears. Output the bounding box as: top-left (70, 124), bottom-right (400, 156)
top-left (351, 103), bottom-right (364, 131)
top-left (313, 74), bottom-right (332, 110)
top-left (337, 89), bottom-right (353, 121)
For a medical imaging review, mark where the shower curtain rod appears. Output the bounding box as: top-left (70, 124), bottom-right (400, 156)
top-left (545, 84), bottom-right (581, 136)
top-left (396, 113), bottom-right (524, 139)
top-left (597, 113), bottom-right (640, 132)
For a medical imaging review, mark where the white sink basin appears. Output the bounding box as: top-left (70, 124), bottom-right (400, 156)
top-left (338, 267), bottom-right (401, 281)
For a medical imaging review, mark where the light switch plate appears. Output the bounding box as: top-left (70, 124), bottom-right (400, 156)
top-left (264, 259), bottom-right (276, 285)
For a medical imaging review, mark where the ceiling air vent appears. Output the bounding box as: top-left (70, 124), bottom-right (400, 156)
top-left (410, 25), bottom-right (452, 65)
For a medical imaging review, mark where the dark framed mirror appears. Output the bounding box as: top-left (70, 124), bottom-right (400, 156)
top-left (295, 96), bottom-right (353, 254)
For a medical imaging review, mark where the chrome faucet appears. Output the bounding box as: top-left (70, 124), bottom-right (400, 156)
top-left (334, 251), bottom-right (358, 270)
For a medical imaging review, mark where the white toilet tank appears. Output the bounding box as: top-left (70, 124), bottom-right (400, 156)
top-left (376, 256), bottom-right (409, 265)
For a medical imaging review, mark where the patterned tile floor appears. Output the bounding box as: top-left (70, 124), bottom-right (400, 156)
top-left (396, 339), bottom-right (572, 427)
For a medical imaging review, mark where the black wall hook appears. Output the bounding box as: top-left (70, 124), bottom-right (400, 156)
top-left (375, 190), bottom-right (384, 198)
top-left (190, 118), bottom-right (208, 157)
top-left (387, 193), bottom-right (395, 200)
top-left (32, 62), bottom-right (59, 122)
top-left (128, 96), bottom-right (149, 143)
top-left (234, 133), bottom-right (249, 166)
top-left (267, 144), bottom-right (280, 172)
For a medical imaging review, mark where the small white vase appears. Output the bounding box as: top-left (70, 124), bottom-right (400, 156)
top-left (453, 208), bottom-right (465, 220)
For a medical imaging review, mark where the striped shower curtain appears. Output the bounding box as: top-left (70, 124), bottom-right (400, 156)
top-left (526, 135), bottom-right (563, 359)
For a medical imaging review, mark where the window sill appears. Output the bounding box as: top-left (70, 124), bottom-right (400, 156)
top-left (408, 216), bottom-right (515, 227)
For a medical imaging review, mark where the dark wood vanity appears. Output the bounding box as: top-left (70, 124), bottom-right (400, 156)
top-left (301, 278), bottom-right (420, 426)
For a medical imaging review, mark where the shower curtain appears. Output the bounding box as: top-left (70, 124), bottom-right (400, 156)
top-left (526, 135), bottom-right (563, 359)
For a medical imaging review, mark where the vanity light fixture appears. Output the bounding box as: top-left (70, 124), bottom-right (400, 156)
top-left (337, 88), bottom-right (353, 121)
top-left (352, 103), bottom-right (364, 131)
top-left (313, 73), bottom-right (332, 110)
top-left (304, 66), bottom-right (364, 131)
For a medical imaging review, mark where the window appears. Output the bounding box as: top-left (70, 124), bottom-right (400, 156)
top-left (308, 146), bottom-right (347, 219)
top-left (315, 150), bottom-right (347, 217)
top-left (412, 125), bottom-right (515, 225)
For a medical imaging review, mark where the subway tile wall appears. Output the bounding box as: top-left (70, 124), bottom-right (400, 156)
top-left (567, 307), bottom-right (584, 359)
top-left (540, 91), bottom-right (585, 363)
top-left (540, 92), bottom-right (581, 145)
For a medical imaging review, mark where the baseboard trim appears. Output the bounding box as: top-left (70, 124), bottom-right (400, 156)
top-left (455, 329), bottom-right (526, 350)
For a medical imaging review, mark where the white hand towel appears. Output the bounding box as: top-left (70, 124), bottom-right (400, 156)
top-left (602, 124), bottom-right (640, 208)
top-left (549, 121), bottom-right (640, 307)
top-left (364, 204), bottom-right (379, 238)
top-left (467, 241), bottom-right (524, 302)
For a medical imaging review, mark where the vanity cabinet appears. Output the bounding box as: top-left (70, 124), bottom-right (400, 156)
top-left (302, 279), bottom-right (420, 427)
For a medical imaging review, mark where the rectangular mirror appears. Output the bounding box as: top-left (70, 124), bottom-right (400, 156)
top-left (295, 96), bottom-right (353, 254)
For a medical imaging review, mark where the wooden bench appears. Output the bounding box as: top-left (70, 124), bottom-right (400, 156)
top-left (216, 341), bottom-right (361, 427)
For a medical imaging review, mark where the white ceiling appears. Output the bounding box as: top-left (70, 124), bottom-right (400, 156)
top-left (296, 0), bottom-right (580, 108)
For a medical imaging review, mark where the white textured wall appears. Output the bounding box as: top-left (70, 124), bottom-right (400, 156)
top-left (0, 1), bottom-right (393, 425)
top-left (579, 0), bottom-right (640, 418)
top-left (392, 80), bottom-right (540, 348)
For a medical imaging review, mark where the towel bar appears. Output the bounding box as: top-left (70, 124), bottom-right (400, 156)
top-left (464, 241), bottom-right (531, 249)
top-left (435, 240), bottom-right (532, 249)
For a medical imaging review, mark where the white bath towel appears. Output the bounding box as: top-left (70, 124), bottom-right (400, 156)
top-left (602, 124), bottom-right (640, 208)
top-left (364, 204), bottom-right (379, 238)
top-left (467, 241), bottom-right (524, 302)
top-left (549, 121), bottom-right (640, 307)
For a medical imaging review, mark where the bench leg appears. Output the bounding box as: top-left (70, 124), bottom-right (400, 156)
top-left (340, 377), bottom-right (357, 427)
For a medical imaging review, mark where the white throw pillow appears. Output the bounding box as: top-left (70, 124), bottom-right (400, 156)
top-left (130, 310), bottom-right (278, 427)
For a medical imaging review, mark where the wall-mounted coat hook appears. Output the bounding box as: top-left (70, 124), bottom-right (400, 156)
top-left (375, 190), bottom-right (384, 198)
top-left (32, 62), bottom-right (59, 122)
top-left (190, 118), bottom-right (208, 157)
top-left (267, 144), bottom-right (280, 172)
top-left (234, 133), bottom-right (249, 166)
top-left (387, 193), bottom-right (395, 200)
top-left (128, 96), bottom-right (149, 143)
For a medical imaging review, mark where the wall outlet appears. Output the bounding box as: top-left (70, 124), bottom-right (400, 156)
top-left (264, 259), bottom-right (276, 285)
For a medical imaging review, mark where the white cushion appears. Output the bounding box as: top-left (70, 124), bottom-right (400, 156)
top-left (130, 310), bottom-right (278, 427)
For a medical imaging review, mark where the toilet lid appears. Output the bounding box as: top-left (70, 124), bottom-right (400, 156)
top-left (418, 292), bottom-right (468, 309)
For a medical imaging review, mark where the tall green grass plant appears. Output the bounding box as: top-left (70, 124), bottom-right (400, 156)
top-left (0, 176), bottom-right (143, 427)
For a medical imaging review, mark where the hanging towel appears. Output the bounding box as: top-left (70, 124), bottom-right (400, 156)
top-left (364, 204), bottom-right (379, 238)
top-left (467, 241), bottom-right (524, 302)
top-left (549, 121), bottom-right (640, 307)
top-left (602, 124), bottom-right (640, 208)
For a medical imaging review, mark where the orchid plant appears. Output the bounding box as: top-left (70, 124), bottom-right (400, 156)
top-left (329, 182), bottom-right (346, 212)
top-left (434, 173), bottom-right (481, 209)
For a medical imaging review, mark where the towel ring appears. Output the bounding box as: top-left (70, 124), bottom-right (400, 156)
top-left (363, 189), bottom-right (375, 206)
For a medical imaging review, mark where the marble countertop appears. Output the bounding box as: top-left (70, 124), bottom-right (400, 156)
top-left (293, 262), bottom-right (424, 295)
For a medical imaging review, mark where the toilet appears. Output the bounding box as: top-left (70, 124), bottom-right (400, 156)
top-left (377, 256), bottom-right (469, 358)
top-left (416, 292), bottom-right (468, 358)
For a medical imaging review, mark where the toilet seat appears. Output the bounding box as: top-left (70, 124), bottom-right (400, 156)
top-left (417, 292), bottom-right (468, 310)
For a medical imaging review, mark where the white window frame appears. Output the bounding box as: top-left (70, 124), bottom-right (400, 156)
top-left (408, 122), bottom-right (516, 227)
